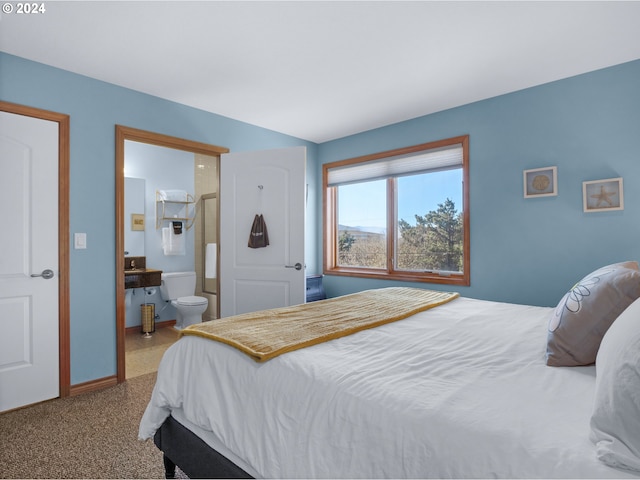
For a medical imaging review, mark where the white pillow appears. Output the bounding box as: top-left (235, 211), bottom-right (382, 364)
top-left (590, 297), bottom-right (640, 473)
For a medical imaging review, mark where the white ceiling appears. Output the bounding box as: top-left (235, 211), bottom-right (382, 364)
top-left (2, 1), bottom-right (640, 143)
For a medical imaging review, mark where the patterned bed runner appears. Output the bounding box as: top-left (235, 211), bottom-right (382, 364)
top-left (180, 287), bottom-right (459, 362)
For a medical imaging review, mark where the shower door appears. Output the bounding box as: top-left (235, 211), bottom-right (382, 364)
top-left (201, 193), bottom-right (218, 295)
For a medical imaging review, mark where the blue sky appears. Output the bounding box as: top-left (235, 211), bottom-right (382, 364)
top-left (338, 169), bottom-right (463, 229)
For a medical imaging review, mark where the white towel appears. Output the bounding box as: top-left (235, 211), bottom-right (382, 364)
top-left (205, 243), bottom-right (217, 278)
top-left (162, 226), bottom-right (186, 256)
top-left (157, 190), bottom-right (188, 202)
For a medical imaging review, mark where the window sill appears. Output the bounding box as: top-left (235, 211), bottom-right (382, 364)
top-left (324, 267), bottom-right (469, 287)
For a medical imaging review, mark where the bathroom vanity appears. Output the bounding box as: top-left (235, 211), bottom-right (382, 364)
top-left (124, 256), bottom-right (162, 289)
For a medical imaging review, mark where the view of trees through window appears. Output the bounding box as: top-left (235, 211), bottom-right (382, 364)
top-left (396, 198), bottom-right (463, 272)
top-left (336, 168), bottom-right (463, 273)
top-left (338, 198), bottom-right (463, 272)
top-left (325, 135), bottom-right (469, 285)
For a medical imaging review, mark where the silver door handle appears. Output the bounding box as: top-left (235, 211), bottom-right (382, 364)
top-left (31, 269), bottom-right (54, 279)
top-left (285, 263), bottom-right (302, 271)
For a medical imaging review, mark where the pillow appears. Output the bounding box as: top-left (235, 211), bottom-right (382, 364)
top-left (590, 297), bottom-right (640, 472)
top-left (546, 261), bottom-right (640, 366)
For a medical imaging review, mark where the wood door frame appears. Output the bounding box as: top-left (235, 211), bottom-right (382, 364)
top-left (115, 125), bottom-right (228, 383)
top-left (0, 101), bottom-right (71, 398)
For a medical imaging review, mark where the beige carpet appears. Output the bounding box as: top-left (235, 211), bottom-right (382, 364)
top-left (0, 373), bottom-right (185, 479)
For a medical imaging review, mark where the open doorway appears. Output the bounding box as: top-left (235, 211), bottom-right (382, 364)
top-left (115, 126), bottom-right (228, 383)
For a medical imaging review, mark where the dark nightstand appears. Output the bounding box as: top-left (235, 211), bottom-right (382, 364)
top-left (306, 275), bottom-right (326, 302)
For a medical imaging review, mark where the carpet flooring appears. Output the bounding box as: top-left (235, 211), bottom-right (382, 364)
top-left (0, 372), bottom-right (185, 479)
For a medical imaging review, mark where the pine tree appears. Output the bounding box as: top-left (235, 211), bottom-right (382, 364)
top-left (398, 198), bottom-right (463, 272)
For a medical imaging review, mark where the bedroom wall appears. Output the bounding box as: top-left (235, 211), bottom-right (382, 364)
top-left (318, 59), bottom-right (640, 308)
top-left (0, 52), bottom-right (319, 385)
top-left (2, 51), bottom-right (638, 384)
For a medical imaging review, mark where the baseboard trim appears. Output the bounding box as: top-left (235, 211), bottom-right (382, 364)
top-left (70, 375), bottom-right (118, 397)
top-left (70, 321), bottom-right (177, 396)
top-left (125, 319), bottom-right (176, 334)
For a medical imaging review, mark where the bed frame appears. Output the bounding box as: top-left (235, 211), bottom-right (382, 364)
top-left (153, 415), bottom-right (253, 479)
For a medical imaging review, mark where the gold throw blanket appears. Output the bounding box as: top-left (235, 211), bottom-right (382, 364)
top-left (181, 287), bottom-right (459, 362)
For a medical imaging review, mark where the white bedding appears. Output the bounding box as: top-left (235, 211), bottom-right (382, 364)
top-left (139, 296), bottom-right (638, 478)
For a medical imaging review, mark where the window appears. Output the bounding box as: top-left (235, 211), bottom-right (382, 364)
top-left (323, 135), bottom-right (469, 286)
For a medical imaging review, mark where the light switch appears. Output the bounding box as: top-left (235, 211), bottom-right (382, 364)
top-left (74, 233), bottom-right (87, 249)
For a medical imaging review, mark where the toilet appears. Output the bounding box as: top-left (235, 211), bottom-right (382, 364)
top-left (159, 271), bottom-right (208, 330)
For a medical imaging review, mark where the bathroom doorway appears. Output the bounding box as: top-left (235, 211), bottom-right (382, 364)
top-left (115, 126), bottom-right (228, 383)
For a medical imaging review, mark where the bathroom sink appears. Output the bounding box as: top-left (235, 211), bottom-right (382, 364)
top-left (125, 268), bottom-right (148, 274)
top-left (124, 256), bottom-right (162, 288)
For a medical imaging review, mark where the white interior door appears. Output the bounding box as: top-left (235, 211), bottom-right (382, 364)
top-left (0, 111), bottom-right (59, 412)
top-left (220, 146), bottom-right (306, 317)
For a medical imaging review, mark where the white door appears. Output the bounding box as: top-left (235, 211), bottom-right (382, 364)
top-left (0, 111), bottom-right (59, 412)
top-left (220, 146), bottom-right (306, 317)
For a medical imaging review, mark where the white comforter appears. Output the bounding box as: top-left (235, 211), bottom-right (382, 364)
top-left (139, 296), bottom-right (637, 478)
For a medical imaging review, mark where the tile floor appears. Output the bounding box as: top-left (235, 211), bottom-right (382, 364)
top-left (125, 326), bottom-right (180, 379)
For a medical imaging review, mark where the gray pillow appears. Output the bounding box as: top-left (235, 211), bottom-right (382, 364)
top-left (546, 261), bottom-right (640, 367)
top-left (590, 297), bottom-right (640, 472)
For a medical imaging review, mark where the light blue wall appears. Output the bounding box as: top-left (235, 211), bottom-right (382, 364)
top-left (3, 51), bottom-right (639, 384)
top-left (0, 52), bottom-right (318, 385)
top-left (318, 59), bottom-right (640, 307)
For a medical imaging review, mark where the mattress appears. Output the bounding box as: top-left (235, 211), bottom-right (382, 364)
top-left (139, 296), bottom-right (638, 478)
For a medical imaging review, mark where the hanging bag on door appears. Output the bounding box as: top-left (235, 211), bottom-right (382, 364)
top-left (248, 214), bottom-right (270, 248)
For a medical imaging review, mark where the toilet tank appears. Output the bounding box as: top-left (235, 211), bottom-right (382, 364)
top-left (160, 271), bottom-right (196, 300)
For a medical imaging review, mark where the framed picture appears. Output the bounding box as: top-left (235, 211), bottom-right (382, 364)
top-left (523, 166), bottom-right (557, 198)
top-left (131, 213), bottom-right (145, 231)
top-left (583, 177), bottom-right (624, 213)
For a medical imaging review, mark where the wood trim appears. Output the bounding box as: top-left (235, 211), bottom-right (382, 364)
top-left (0, 101), bottom-right (71, 398)
top-left (125, 319), bottom-right (176, 334)
top-left (386, 177), bottom-right (395, 272)
top-left (460, 135), bottom-right (471, 286)
top-left (324, 267), bottom-right (470, 286)
top-left (115, 125), bottom-right (228, 384)
top-left (116, 125), bottom-right (230, 156)
top-left (324, 135), bottom-right (470, 171)
top-left (321, 174), bottom-right (334, 273)
top-left (69, 375), bottom-right (118, 397)
top-left (115, 127), bottom-right (126, 384)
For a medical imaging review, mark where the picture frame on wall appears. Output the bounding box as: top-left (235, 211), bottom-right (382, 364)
top-left (523, 166), bottom-right (557, 198)
top-left (131, 213), bottom-right (145, 231)
top-left (583, 177), bottom-right (624, 213)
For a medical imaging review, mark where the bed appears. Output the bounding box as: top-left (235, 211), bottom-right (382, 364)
top-left (139, 269), bottom-right (640, 479)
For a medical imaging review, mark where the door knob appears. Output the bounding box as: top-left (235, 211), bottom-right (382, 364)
top-left (285, 263), bottom-right (302, 271)
top-left (31, 269), bottom-right (54, 280)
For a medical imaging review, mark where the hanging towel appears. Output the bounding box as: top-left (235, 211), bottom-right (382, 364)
top-left (248, 214), bottom-right (269, 248)
top-left (205, 243), bottom-right (217, 278)
top-left (157, 190), bottom-right (189, 202)
top-left (162, 224), bottom-right (186, 255)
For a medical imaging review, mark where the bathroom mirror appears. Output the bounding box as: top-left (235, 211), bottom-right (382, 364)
top-left (124, 176), bottom-right (145, 256)
top-left (125, 139), bottom-right (196, 273)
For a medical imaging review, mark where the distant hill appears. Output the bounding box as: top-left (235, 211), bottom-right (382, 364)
top-left (338, 225), bottom-right (386, 235)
